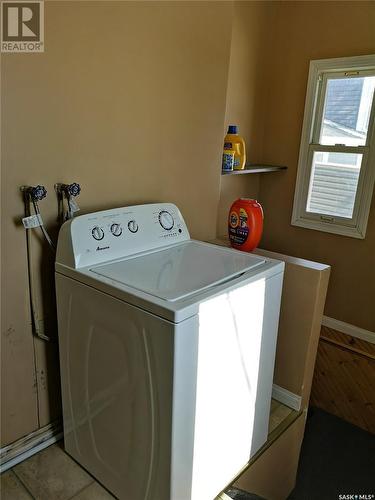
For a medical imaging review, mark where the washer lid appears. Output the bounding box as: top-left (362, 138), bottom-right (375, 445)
top-left (90, 241), bottom-right (266, 302)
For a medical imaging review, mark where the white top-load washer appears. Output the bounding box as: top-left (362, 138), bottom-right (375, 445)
top-left (55, 203), bottom-right (284, 500)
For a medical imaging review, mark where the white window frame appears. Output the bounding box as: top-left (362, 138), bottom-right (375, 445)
top-left (291, 54), bottom-right (375, 239)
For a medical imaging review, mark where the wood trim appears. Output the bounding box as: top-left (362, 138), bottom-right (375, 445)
top-left (321, 325), bottom-right (375, 356)
top-left (322, 315), bottom-right (375, 345)
top-left (311, 325), bottom-right (375, 434)
top-left (320, 334), bottom-right (375, 361)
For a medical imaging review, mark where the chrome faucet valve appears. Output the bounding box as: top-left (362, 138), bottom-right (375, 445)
top-left (22, 185), bottom-right (47, 201)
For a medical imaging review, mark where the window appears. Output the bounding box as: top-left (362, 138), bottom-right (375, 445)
top-left (292, 55), bottom-right (375, 238)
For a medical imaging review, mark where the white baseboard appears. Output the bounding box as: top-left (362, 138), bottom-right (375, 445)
top-left (272, 384), bottom-right (301, 411)
top-left (322, 316), bottom-right (375, 345)
top-left (0, 421), bottom-right (63, 473)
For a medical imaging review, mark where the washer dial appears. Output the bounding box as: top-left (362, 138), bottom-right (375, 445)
top-left (92, 226), bottom-right (104, 240)
top-left (158, 210), bottom-right (174, 231)
top-left (110, 223), bottom-right (122, 237)
top-left (128, 220), bottom-right (139, 233)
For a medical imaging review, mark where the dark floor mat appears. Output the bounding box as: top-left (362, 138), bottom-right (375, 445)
top-left (288, 407), bottom-right (375, 500)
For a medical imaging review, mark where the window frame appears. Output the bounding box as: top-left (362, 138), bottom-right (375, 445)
top-left (291, 54), bottom-right (375, 239)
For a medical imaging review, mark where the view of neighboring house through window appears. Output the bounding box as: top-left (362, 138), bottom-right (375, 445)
top-left (292, 55), bottom-right (375, 238)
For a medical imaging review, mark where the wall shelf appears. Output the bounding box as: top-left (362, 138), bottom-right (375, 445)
top-left (222, 164), bottom-right (287, 175)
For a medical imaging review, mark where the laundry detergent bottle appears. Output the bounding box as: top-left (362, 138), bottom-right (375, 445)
top-left (228, 198), bottom-right (263, 252)
top-left (224, 125), bottom-right (246, 170)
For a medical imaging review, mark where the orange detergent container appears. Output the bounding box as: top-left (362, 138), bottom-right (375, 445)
top-left (228, 198), bottom-right (264, 252)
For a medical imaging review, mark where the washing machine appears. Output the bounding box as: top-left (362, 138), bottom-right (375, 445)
top-left (55, 203), bottom-right (284, 500)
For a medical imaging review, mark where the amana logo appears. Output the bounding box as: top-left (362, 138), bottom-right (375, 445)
top-left (96, 246), bottom-right (110, 251)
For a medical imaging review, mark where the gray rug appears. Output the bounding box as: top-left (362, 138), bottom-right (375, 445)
top-left (288, 407), bottom-right (375, 500)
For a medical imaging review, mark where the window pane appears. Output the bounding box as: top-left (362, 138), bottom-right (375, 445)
top-left (320, 76), bottom-right (375, 146)
top-left (306, 151), bottom-right (362, 218)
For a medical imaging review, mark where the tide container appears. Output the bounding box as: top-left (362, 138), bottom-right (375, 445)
top-left (223, 125), bottom-right (246, 170)
top-left (228, 198), bottom-right (263, 252)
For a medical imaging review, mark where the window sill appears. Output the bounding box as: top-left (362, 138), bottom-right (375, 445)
top-left (291, 216), bottom-right (365, 239)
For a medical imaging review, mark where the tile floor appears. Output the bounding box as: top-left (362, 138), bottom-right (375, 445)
top-left (1, 400), bottom-right (295, 500)
top-left (1, 442), bottom-right (116, 500)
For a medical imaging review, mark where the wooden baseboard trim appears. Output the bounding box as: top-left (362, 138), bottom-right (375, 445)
top-left (272, 384), bottom-right (301, 411)
top-left (320, 334), bottom-right (375, 360)
top-left (322, 316), bottom-right (375, 345)
top-left (0, 421), bottom-right (63, 473)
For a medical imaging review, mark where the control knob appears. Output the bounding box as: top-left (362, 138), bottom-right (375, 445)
top-left (158, 210), bottom-right (174, 231)
top-left (92, 226), bottom-right (104, 240)
top-left (110, 223), bottom-right (122, 237)
top-left (128, 220), bottom-right (139, 233)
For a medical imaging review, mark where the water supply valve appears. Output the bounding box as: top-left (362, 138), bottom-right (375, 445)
top-left (20, 184), bottom-right (55, 250)
top-left (55, 182), bottom-right (82, 221)
top-left (57, 182), bottom-right (81, 198)
top-left (23, 185), bottom-right (47, 201)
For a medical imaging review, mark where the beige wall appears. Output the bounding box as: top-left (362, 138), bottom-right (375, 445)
top-left (217, 1), bottom-right (273, 236)
top-left (2, 0), bottom-right (374, 448)
top-left (259, 1), bottom-right (375, 331)
top-left (1, 0), bottom-right (232, 445)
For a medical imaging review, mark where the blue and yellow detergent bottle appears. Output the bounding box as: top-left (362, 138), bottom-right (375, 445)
top-left (223, 125), bottom-right (246, 170)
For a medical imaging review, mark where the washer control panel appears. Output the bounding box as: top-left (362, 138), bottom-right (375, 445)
top-left (56, 203), bottom-right (190, 268)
